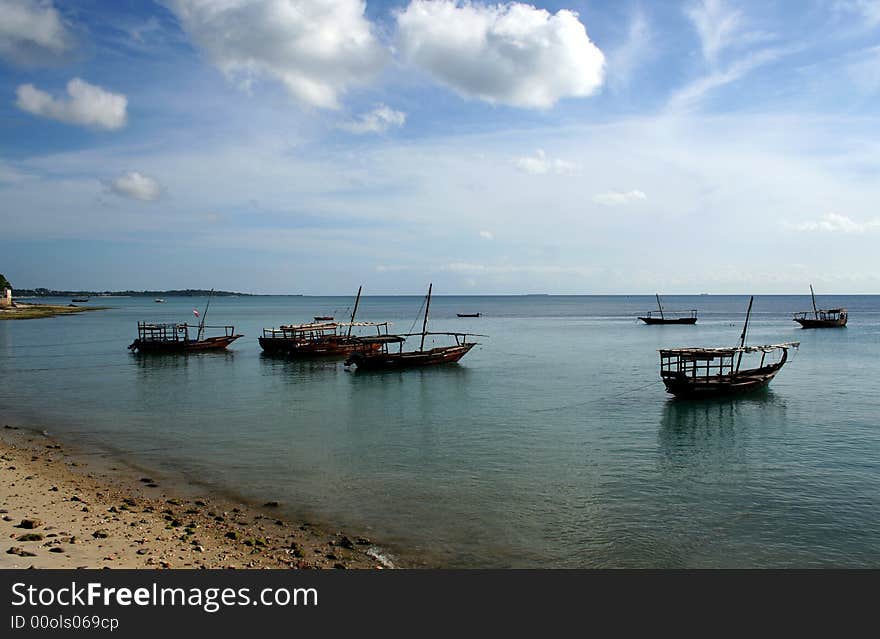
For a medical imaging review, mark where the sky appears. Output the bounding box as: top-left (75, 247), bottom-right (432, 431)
top-left (2, 0), bottom-right (880, 294)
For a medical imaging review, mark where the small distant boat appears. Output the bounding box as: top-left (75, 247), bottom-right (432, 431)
top-left (457, 313), bottom-right (481, 318)
top-left (71, 297), bottom-right (89, 302)
top-left (659, 296), bottom-right (798, 398)
top-left (345, 284), bottom-right (483, 370)
top-left (793, 285), bottom-right (847, 328)
top-left (314, 316), bottom-right (334, 321)
top-left (129, 289), bottom-right (242, 353)
top-left (639, 294), bottom-right (697, 325)
top-left (154, 298), bottom-right (166, 303)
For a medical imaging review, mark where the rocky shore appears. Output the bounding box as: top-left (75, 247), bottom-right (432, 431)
top-left (0, 427), bottom-right (393, 569)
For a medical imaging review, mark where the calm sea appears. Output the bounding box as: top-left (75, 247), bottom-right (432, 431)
top-left (2, 294), bottom-right (879, 567)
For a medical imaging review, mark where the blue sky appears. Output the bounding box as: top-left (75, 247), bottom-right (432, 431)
top-left (2, 0), bottom-right (880, 294)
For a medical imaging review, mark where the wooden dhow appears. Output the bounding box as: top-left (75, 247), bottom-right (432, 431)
top-left (793, 285), bottom-right (847, 328)
top-left (639, 294), bottom-right (697, 325)
top-left (659, 296), bottom-right (798, 398)
top-left (128, 289), bottom-right (242, 353)
top-left (345, 283), bottom-right (482, 370)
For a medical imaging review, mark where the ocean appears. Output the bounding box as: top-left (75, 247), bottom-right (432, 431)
top-left (2, 294), bottom-right (879, 567)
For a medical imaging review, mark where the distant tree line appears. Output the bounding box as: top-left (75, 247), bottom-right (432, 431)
top-left (14, 288), bottom-right (251, 297)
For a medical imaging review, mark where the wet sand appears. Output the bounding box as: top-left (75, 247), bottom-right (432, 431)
top-left (0, 426), bottom-right (393, 569)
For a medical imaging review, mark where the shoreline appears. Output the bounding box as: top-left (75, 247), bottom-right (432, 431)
top-left (0, 426), bottom-right (396, 569)
top-left (0, 303), bottom-right (107, 321)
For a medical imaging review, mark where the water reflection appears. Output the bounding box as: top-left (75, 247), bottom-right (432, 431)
top-left (658, 390), bottom-right (788, 469)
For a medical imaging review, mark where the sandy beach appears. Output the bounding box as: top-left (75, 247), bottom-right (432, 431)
top-left (0, 426), bottom-right (392, 570)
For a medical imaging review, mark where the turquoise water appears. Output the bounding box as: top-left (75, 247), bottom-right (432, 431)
top-left (2, 294), bottom-right (879, 567)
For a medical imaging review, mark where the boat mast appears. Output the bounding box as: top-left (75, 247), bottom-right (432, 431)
top-left (197, 288), bottom-right (213, 341)
top-left (735, 295), bottom-right (754, 373)
top-left (419, 283), bottom-right (432, 352)
top-left (347, 285), bottom-right (362, 337)
top-left (810, 284), bottom-right (818, 319)
top-left (656, 293), bottom-right (664, 320)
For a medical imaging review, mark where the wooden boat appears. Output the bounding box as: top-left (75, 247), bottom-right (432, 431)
top-left (345, 284), bottom-right (482, 370)
top-left (128, 289), bottom-right (242, 353)
top-left (793, 285), bottom-right (847, 328)
top-left (259, 286), bottom-right (387, 357)
top-left (658, 296), bottom-right (798, 399)
top-left (457, 313), bottom-right (481, 318)
top-left (639, 294), bottom-right (697, 324)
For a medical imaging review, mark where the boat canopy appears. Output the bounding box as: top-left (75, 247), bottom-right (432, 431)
top-left (659, 342), bottom-right (799, 359)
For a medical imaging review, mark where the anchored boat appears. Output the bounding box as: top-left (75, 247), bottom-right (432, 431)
top-left (659, 296), bottom-right (798, 398)
top-left (639, 294), bottom-right (697, 324)
top-left (345, 283), bottom-right (482, 370)
top-left (793, 285), bottom-right (847, 328)
top-left (128, 290), bottom-right (241, 353)
top-left (259, 286), bottom-right (388, 357)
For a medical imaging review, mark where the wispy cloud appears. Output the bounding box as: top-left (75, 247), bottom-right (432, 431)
top-left (792, 212), bottom-right (880, 233)
top-left (338, 105), bottom-right (406, 135)
top-left (666, 46), bottom-right (790, 112)
top-left (592, 190), bottom-right (647, 206)
top-left (479, 230), bottom-right (494, 240)
top-left (608, 9), bottom-right (651, 90)
top-left (15, 78), bottom-right (127, 130)
top-left (686, 0), bottom-right (744, 64)
top-left (514, 149), bottom-right (576, 175)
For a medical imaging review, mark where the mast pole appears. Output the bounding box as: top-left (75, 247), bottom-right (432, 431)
top-left (348, 285), bottom-right (362, 337)
top-left (735, 295), bottom-right (754, 372)
top-left (198, 288), bottom-right (213, 341)
top-left (656, 293), bottom-right (664, 320)
top-left (419, 283), bottom-right (432, 352)
top-left (810, 284), bottom-right (818, 319)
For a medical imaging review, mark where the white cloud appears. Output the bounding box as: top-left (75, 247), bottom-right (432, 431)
top-left (0, 0), bottom-right (75, 65)
top-left (165, 0), bottom-right (388, 109)
top-left (514, 149), bottom-right (576, 175)
top-left (107, 172), bottom-right (162, 201)
top-left (479, 229), bottom-right (493, 240)
top-left (793, 212), bottom-right (880, 233)
top-left (338, 104), bottom-right (406, 134)
top-left (396, 0), bottom-right (605, 109)
top-left (834, 0), bottom-right (880, 28)
top-left (592, 189), bottom-right (647, 206)
top-left (15, 78), bottom-right (127, 130)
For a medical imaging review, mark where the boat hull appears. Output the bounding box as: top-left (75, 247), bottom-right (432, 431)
top-left (639, 317), bottom-right (697, 325)
top-left (345, 343), bottom-right (475, 370)
top-left (794, 318), bottom-right (846, 328)
top-left (129, 335), bottom-right (241, 353)
top-left (661, 361), bottom-right (785, 399)
top-left (258, 336), bottom-right (378, 357)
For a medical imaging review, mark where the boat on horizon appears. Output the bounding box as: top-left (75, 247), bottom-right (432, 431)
top-left (345, 284), bottom-right (483, 370)
top-left (259, 286), bottom-right (388, 357)
top-left (154, 298), bottom-right (166, 303)
top-left (793, 285), bottom-right (847, 328)
top-left (128, 289), bottom-right (242, 353)
top-left (314, 315), bottom-right (334, 321)
top-left (658, 296), bottom-right (798, 399)
top-left (457, 312), bottom-right (481, 318)
top-left (639, 294), bottom-right (697, 325)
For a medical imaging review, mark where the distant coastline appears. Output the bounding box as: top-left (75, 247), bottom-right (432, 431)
top-left (15, 288), bottom-right (256, 298)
